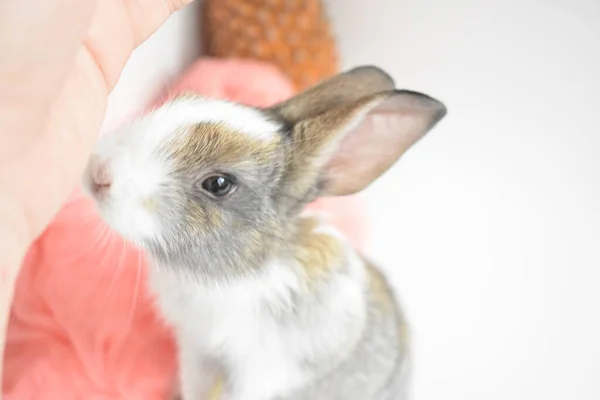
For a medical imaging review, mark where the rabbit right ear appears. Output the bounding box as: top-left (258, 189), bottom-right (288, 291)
top-left (268, 66), bottom-right (447, 198)
top-left (270, 66), bottom-right (396, 124)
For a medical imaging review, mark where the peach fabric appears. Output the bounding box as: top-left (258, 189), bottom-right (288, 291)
top-left (3, 58), bottom-right (368, 400)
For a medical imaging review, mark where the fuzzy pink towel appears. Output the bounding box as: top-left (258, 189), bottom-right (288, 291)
top-left (3, 58), bottom-right (368, 400)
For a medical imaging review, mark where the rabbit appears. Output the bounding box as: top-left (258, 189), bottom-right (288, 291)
top-left (83, 66), bottom-right (447, 400)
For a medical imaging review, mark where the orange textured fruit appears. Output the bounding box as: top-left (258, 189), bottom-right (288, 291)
top-left (203, 0), bottom-right (339, 91)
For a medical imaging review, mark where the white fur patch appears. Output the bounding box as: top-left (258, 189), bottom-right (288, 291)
top-left (149, 247), bottom-right (368, 400)
top-left (83, 128), bottom-right (168, 243)
top-left (145, 96), bottom-right (281, 146)
top-left (150, 262), bottom-right (305, 398)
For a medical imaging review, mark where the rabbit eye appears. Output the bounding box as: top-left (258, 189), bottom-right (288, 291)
top-left (201, 175), bottom-right (236, 197)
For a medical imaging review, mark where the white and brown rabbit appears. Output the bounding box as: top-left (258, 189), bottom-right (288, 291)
top-left (83, 66), bottom-right (447, 400)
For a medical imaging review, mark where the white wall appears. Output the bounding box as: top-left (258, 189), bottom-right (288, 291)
top-left (327, 1), bottom-right (600, 399)
top-left (103, 1), bottom-right (600, 399)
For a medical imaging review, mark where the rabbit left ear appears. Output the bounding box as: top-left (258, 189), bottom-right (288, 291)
top-left (287, 89), bottom-right (447, 196)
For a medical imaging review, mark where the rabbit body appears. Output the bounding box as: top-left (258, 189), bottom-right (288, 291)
top-left (151, 215), bottom-right (409, 400)
top-left (84, 66), bottom-right (446, 400)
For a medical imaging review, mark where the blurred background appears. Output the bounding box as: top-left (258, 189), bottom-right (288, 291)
top-left (102, 0), bottom-right (600, 399)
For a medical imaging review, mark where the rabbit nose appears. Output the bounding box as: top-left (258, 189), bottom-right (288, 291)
top-left (90, 156), bottom-right (113, 196)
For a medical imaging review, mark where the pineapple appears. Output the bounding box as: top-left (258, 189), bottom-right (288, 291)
top-left (203, 0), bottom-right (339, 91)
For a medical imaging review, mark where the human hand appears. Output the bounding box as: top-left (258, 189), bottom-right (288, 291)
top-left (0, 0), bottom-right (194, 274)
top-left (0, 0), bottom-right (194, 384)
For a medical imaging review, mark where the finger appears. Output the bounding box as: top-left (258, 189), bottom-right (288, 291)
top-left (84, 0), bottom-right (195, 91)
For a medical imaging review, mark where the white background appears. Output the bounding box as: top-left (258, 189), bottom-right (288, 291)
top-left (103, 1), bottom-right (600, 399)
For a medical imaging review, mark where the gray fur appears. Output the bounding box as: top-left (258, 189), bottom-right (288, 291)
top-left (92, 66), bottom-right (446, 400)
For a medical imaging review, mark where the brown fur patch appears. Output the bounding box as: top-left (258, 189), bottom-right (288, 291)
top-left (207, 376), bottom-right (224, 400)
top-left (141, 197), bottom-right (158, 212)
top-left (166, 122), bottom-right (280, 224)
top-left (241, 229), bottom-right (266, 259)
top-left (294, 216), bottom-right (346, 285)
top-left (364, 261), bottom-right (410, 352)
top-left (399, 320), bottom-right (410, 352)
top-left (169, 122), bottom-right (280, 171)
top-left (365, 263), bottom-right (395, 314)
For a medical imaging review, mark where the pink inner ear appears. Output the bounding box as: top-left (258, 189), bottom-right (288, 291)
top-left (321, 94), bottom-right (439, 197)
